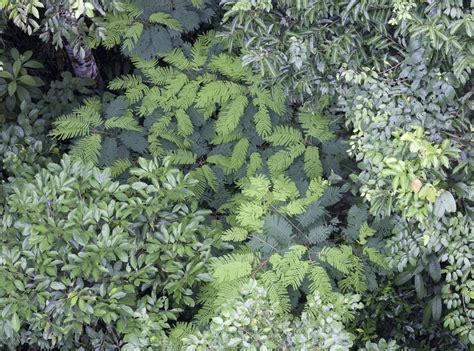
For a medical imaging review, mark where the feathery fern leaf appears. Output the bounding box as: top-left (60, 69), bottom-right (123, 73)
top-left (304, 146), bottom-right (323, 179)
top-left (149, 12), bottom-right (183, 32)
top-left (70, 134), bottom-right (102, 165)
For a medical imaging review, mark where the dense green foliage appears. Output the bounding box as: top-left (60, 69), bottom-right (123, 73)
top-left (178, 279), bottom-right (363, 350)
top-left (0, 0), bottom-right (472, 349)
top-left (1, 156), bottom-right (221, 349)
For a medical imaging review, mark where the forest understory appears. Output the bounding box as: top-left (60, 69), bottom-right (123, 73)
top-left (0, 0), bottom-right (472, 350)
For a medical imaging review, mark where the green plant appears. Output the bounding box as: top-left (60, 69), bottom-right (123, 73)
top-left (339, 41), bottom-right (473, 344)
top-left (193, 174), bottom-right (389, 325)
top-left (0, 70), bottom-right (96, 188)
top-left (50, 33), bottom-right (337, 197)
top-left (220, 0), bottom-right (473, 104)
top-left (0, 155), bottom-right (221, 349)
top-left (87, 0), bottom-right (218, 60)
top-left (49, 34), bottom-right (390, 339)
top-left (0, 48), bottom-right (44, 113)
top-left (172, 279), bottom-right (362, 350)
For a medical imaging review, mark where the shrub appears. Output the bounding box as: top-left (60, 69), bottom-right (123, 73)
top-left (174, 279), bottom-right (362, 351)
top-left (0, 155), bottom-right (221, 349)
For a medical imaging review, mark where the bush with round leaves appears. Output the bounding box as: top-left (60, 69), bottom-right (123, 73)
top-left (0, 155), bottom-right (221, 350)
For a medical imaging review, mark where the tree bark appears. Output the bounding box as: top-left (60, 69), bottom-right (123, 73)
top-left (64, 44), bottom-right (99, 79)
top-left (59, 8), bottom-right (100, 80)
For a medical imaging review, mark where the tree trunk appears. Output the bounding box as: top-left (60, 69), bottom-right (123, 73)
top-left (64, 44), bottom-right (99, 79)
top-left (59, 8), bottom-right (100, 80)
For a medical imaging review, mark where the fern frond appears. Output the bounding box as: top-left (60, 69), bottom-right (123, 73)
top-left (138, 87), bottom-right (162, 116)
top-left (70, 134), bottom-right (102, 165)
top-left (271, 84), bottom-right (286, 115)
top-left (251, 86), bottom-right (272, 107)
top-left (304, 146), bottom-right (323, 179)
top-left (308, 264), bottom-right (333, 300)
top-left (164, 150), bottom-right (197, 165)
top-left (122, 23), bottom-right (143, 51)
top-left (210, 252), bottom-right (255, 283)
top-left (241, 174), bottom-right (271, 200)
top-left (209, 53), bottom-right (253, 81)
top-left (50, 99), bottom-right (102, 140)
top-left (269, 245), bottom-right (309, 289)
top-left (298, 110), bottom-right (335, 141)
top-left (207, 154), bottom-right (232, 174)
top-left (318, 246), bottom-right (352, 274)
top-left (191, 34), bottom-right (213, 69)
top-left (260, 270), bottom-right (291, 313)
top-left (215, 95), bottom-right (249, 136)
top-left (266, 125), bottom-right (303, 146)
top-left (164, 73), bottom-right (190, 98)
top-left (364, 247), bottom-right (388, 269)
top-left (253, 107), bottom-right (272, 137)
top-left (193, 164), bottom-right (218, 192)
top-left (125, 85), bottom-right (149, 104)
top-left (306, 177), bottom-right (327, 202)
top-left (230, 138), bottom-right (249, 172)
top-left (175, 109), bottom-right (194, 136)
top-left (236, 201), bottom-right (266, 231)
top-left (104, 112), bottom-right (142, 131)
top-left (272, 175), bottom-right (299, 202)
top-left (338, 255), bottom-right (367, 293)
top-left (143, 66), bottom-right (178, 85)
top-left (148, 116), bottom-right (172, 157)
top-left (222, 227), bottom-right (249, 242)
top-left (108, 74), bottom-right (143, 90)
top-left (130, 56), bottom-right (158, 73)
top-left (267, 144), bottom-right (305, 174)
top-left (210, 132), bottom-right (242, 145)
top-left (110, 159), bottom-right (132, 178)
top-left (149, 12), bottom-right (183, 32)
top-left (177, 81), bottom-right (200, 109)
top-left (163, 48), bottom-right (191, 70)
top-left (195, 81), bottom-right (244, 108)
top-left (208, 138), bottom-right (249, 175)
top-left (358, 222), bottom-right (376, 245)
top-left (246, 152), bottom-right (263, 177)
top-left (282, 198), bottom-right (307, 215)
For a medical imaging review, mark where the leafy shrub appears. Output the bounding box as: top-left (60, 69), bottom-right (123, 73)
top-left (220, 0), bottom-right (473, 103)
top-left (48, 28), bottom-right (393, 335)
top-left (0, 156), bottom-right (221, 349)
top-left (174, 279), bottom-right (362, 351)
top-left (339, 40), bottom-right (473, 344)
top-left (0, 48), bottom-right (44, 113)
top-left (0, 70), bottom-right (96, 187)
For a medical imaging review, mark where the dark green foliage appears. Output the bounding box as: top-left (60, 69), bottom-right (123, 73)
top-left (0, 70), bottom-right (96, 197)
top-left (220, 0), bottom-right (473, 103)
top-left (0, 48), bottom-right (44, 113)
top-left (0, 156), bottom-right (221, 349)
top-left (339, 41), bottom-right (473, 343)
top-left (50, 33), bottom-right (340, 202)
top-left (87, 0), bottom-right (218, 60)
